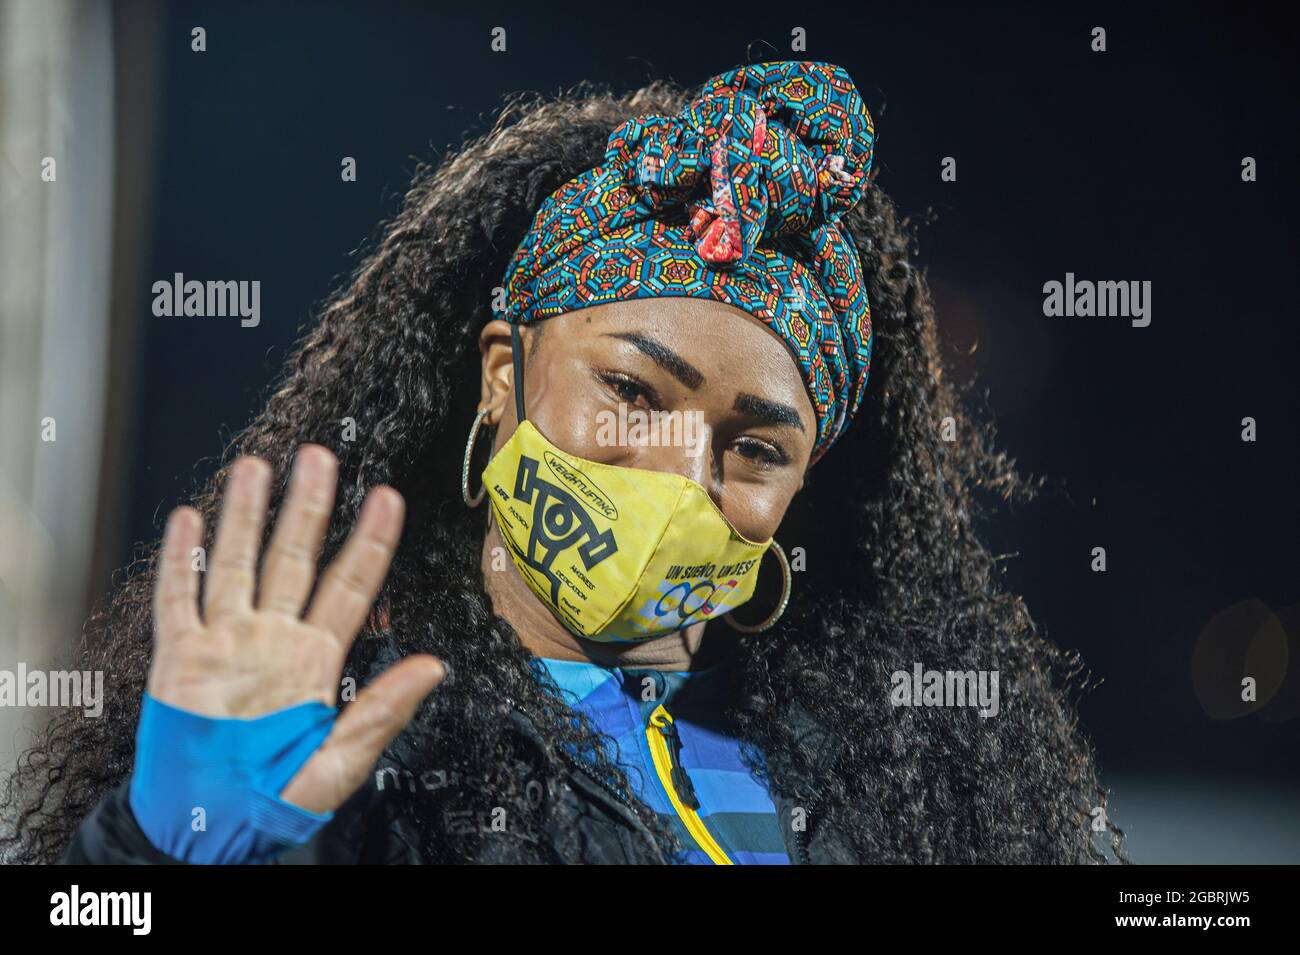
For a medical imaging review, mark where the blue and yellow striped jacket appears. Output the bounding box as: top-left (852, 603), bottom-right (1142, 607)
top-left (534, 657), bottom-right (790, 865)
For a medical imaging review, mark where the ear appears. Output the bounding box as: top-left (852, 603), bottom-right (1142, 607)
top-left (479, 319), bottom-right (517, 427)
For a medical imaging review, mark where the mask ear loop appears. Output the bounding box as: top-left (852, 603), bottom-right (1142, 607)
top-left (511, 322), bottom-right (527, 424)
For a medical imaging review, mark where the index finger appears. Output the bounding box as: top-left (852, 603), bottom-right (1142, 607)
top-left (304, 486), bottom-right (405, 648)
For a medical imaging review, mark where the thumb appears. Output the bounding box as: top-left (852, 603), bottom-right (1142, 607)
top-left (279, 655), bottom-right (446, 815)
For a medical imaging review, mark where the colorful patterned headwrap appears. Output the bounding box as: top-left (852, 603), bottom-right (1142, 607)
top-left (500, 60), bottom-right (876, 463)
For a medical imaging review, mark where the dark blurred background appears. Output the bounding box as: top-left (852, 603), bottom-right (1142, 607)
top-left (4, 0), bottom-right (1296, 861)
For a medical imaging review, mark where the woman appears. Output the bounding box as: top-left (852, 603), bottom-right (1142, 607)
top-left (2, 61), bottom-right (1124, 864)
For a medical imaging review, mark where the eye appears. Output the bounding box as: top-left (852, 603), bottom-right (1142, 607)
top-left (733, 436), bottom-right (790, 470)
top-left (596, 370), bottom-right (659, 410)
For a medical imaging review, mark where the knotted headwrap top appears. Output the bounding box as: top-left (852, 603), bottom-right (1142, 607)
top-left (501, 60), bottom-right (876, 463)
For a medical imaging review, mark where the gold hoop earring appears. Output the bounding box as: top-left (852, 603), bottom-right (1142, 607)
top-left (725, 539), bottom-right (792, 633)
top-left (462, 407), bottom-right (491, 508)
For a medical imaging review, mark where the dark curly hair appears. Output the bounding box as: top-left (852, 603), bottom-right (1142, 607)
top-left (1, 74), bottom-right (1125, 864)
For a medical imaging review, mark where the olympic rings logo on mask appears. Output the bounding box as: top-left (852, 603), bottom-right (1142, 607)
top-left (653, 578), bottom-right (742, 622)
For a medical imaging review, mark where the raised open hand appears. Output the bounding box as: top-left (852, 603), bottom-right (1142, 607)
top-left (148, 445), bottom-right (444, 815)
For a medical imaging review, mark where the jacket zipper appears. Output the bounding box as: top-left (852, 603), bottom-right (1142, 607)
top-left (646, 704), bottom-right (733, 865)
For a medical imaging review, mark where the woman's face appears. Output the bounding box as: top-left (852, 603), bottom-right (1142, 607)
top-left (479, 298), bottom-right (816, 543)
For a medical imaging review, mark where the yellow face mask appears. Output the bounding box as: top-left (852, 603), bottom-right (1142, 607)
top-left (480, 325), bottom-right (773, 644)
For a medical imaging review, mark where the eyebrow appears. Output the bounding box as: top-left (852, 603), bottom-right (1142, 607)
top-left (602, 332), bottom-right (704, 390)
top-left (733, 392), bottom-right (806, 432)
top-left (603, 330), bottom-right (806, 432)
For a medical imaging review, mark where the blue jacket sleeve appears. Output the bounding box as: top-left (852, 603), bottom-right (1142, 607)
top-left (126, 693), bottom-right (337, 864)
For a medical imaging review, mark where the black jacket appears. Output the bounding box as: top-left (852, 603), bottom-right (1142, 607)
top-left (61, 704), bottom-right (849, 865)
